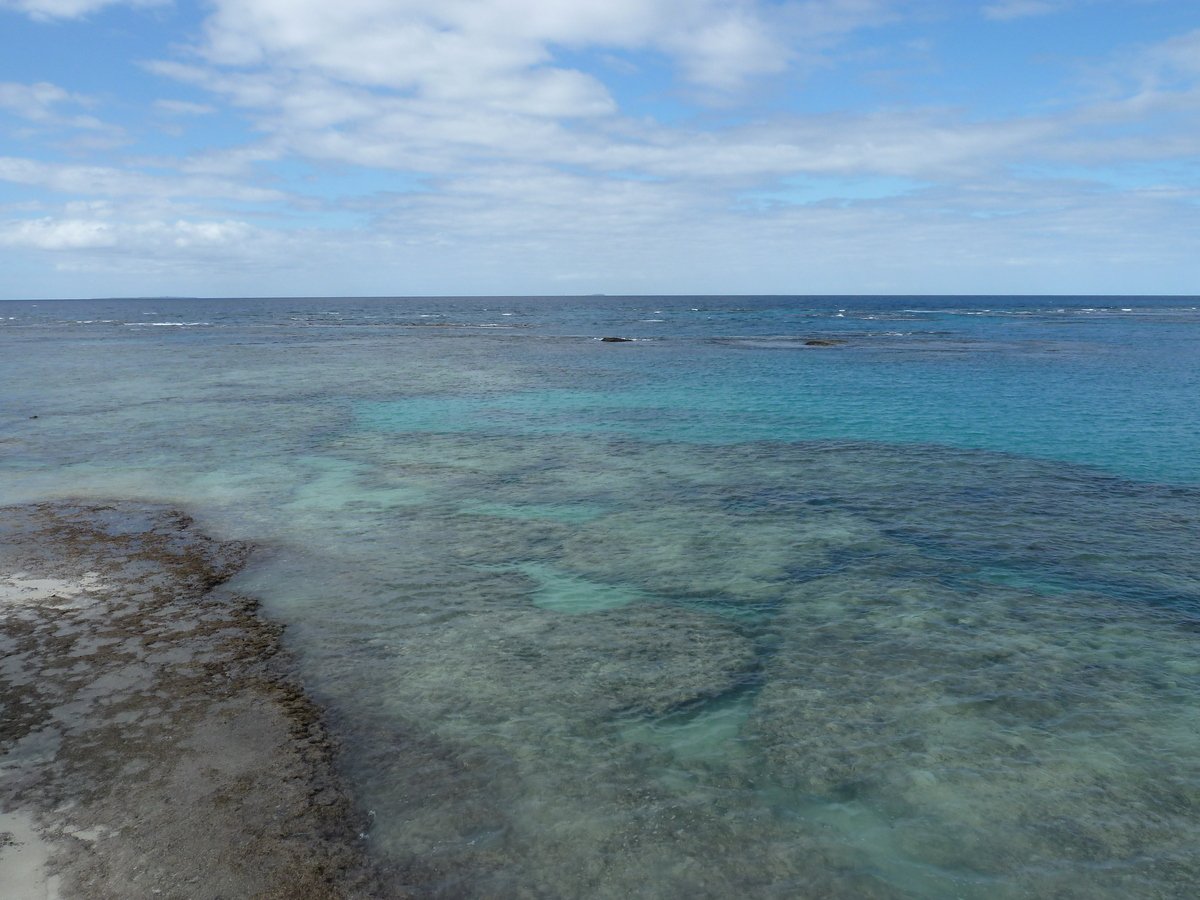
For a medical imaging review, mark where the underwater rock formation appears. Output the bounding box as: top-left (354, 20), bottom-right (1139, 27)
top-left (745, 570), bottom-right (1200, 898)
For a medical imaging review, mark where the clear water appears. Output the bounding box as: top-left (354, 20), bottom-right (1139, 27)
top-left (3, 295), bottom-right (1200, 898)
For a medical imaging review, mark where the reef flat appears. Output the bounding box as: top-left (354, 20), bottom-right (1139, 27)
top-left (0, 502), bottom-right (388, 900)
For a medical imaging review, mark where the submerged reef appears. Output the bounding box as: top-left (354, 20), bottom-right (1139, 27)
top-left (748, 572), bottom-right (1200, 898)
top-left (8, 436), bottom-right (1197, 898)
top-left (298, 430), bottom-right (1200, 899)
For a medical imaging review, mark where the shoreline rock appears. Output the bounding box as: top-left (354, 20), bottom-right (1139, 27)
top-left (0, 502), bottom-right (395, 900)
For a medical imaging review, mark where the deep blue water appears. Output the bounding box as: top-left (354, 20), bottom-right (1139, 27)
top-left (5, 294), bottom-right (1197, 482)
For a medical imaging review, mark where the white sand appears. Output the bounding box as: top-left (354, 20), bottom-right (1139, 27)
top-left (0, 573), bottom-right (104, 609)
top-left (0, 811), bottom-right (60, 900)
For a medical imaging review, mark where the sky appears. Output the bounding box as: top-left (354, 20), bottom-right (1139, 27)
top-left (0, 0), bottom-right (1198, 298)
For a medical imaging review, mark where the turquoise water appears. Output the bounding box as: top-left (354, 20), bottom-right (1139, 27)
top-left (2, 295), bottom-right (1200, 897)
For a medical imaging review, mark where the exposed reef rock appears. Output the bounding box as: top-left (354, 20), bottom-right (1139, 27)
top-left (0, 502), bottom-right (393, 900)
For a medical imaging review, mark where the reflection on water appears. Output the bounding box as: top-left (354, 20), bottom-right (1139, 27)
top-left (2, 296), bottom-right (1199, 898)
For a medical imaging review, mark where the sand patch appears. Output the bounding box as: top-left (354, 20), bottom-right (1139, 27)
top-left (0, 810), bottom-right (59, 900)
top-left (0, 573), bottom-right (104, 609)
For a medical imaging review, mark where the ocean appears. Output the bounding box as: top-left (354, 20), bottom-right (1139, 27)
top-left (3, 295), bottom-right (1199, 898)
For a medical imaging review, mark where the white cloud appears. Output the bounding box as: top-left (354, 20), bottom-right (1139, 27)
top-left (661, 9), bottom-right (791, 90)
top-left (981, 0), bottom-right (1168, 21)
top-left (146, 0), bottom-right (1100, 203)
top-left (22, 2), bottom-right (1197, 202)
top-left (1137, 28), bottom-right (1200, 83)
top-left (125, 1), bottom-right (935, 208)
top-left (5, 0), bottom-right (1200, 298)
top-left (194, 0), bottom-right (892, 104)
top-left (151, 66), bottom-right (1065, 185)
top-left (124, 0), bottom-right (1200, 282)
top-left (6, 170), bottom-right (1198, 295)
top-left (1156, 28), bottom-right (1200, 70)
top-left (981, 0), bottom-right (1063, 19)
top-left (0, 215), bottom-right (256, 255)
top-left (0, 0), bottom-right (165, 20)
top-left (0, 81), bottom-right (111, 130)
top-left (0, 156), bottom-right (289, 202)
top-left (153, 99), bottom-right (217, 116)
top-left (0, 216), bottom-right (119, 249)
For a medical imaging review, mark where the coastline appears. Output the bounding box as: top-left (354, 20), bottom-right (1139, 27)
top-left (0, 501), bottom-right (392, 900)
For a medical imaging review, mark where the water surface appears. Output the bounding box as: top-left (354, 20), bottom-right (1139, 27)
top-left (2, 295), bottom-right (1199, 898)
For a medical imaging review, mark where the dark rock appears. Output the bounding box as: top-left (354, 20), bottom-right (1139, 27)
top-left (601, 337), bottom-right (633, 342)
top-left (0, 502), bottom-right (388, 900)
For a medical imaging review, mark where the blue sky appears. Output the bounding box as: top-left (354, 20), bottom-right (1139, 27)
top-left (1, 0), bottom-right (1197, 297)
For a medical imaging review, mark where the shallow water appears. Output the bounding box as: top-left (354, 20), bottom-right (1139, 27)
top-left (2, 295), bottom-right (1200, 898)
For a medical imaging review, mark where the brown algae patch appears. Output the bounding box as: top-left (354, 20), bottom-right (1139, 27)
top-left (0, 502), bottom-right (394, 900)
